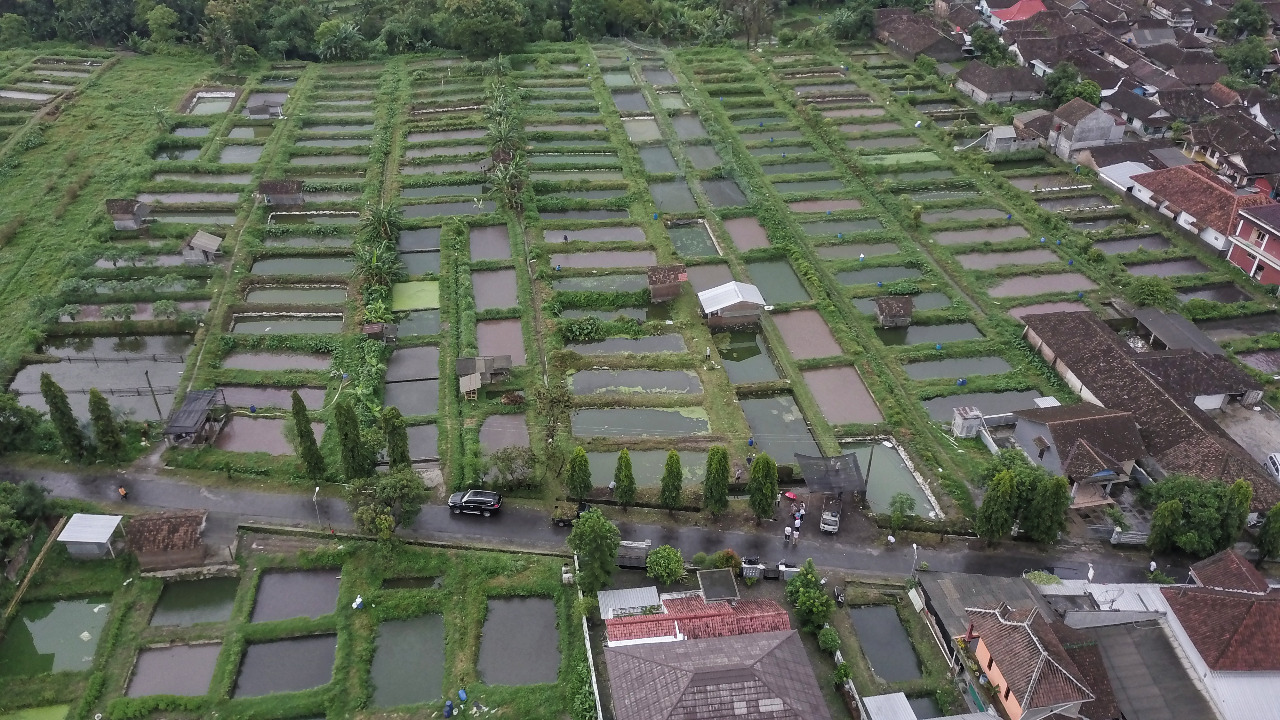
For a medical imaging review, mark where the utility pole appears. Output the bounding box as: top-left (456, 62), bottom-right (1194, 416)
top-left (144, 370), bottom-right (162, 419)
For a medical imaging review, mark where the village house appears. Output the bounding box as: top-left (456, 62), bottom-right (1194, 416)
top-left (1045, 98), bottom-right (1127, 161)
top-left (1011, 403), bottom-right (1146, 506)
top-left (184, 230), bottom-right (223, 265)
top-left (56, 514), bottom-right (123, 560)
top-left (955, 61), bottom-right (1046, 103)
top-left (646, 264), bottom-right (687, 303)
top-left (1129, 163), bottom-right (1274, 252)
top-left (875, 11), bottom-right (967, 61)
top-left (697, 281), bottom-right (765, 327)
top-left (125, 510), bottom-right (209, 571)
top-left (1099, 83), bottom-right (1172, 137)
top-left (1184, 112), bottom-right (1278, 186)
top-left (106, 199), bottom-right (149, 231)
top-left (873, 295), bottom-right (913, 328)
top-left (1230, 203), bottom-right (1280, 285)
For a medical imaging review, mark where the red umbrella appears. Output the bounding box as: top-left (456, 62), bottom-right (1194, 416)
top-left (783, 491), bottom-right (798, 500)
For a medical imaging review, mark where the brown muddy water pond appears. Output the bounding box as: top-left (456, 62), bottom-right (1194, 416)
top-left (922, 207), bottom-right (1007, 223)
top-left (470, 225), bottom-right (510, 260)
top-left (1008, 175), bottom-right (1086, 192)
top-left (1008, 301), bottom-right (1088, 321)
top-left (477, 598), bottom-right (559, 686)
top-left (472, 269), bottom-right (518, 310)
top-left (772, 310), bottom-right (842, 360)
top-left (127, 644), bottom-right (220, 697)
top-left (957, 249), bottom-right (1059, 269)
top-left (875, 323), bottom-right (981, 346)
top-left (567, 335), bottom-right (686, 355)
top-left (988, 273), bottom-right (1096, 297)
top-left (905, 356), bottom-right (1013, 380)
top-left (789, 199), bottom-right (862, 213)
top-left (921, 390), bottom-right (1042, 422)
top-left (685, 264), bottom-right (734, 292)
top-left (387, 345), bottom-right (440, 382)
top-left (932, 226), bottom-right (1029, 246)
top-left (723, 217), bottom-right (769, 251)
top-left (1197, 314), bottom-right (1280, 342)
top-left (216, 416), bottom-right (322, 455)
top-left (252, 570), bottom-right (341, 622)
top-left (817, 243), bottom-right (898, 260)
top-left (545, 226), bottom-right (646, 243)
top-left (802, 366), bottom-right (881, 424)
top-left (477, 319), bottom-right (525, 364)
top-left (703, 179), bottom-right (749, 207)
top-left (1238, 349), bottom-right (1280, 373)
top-left (233, 635), bottom-right (337, 698)
top-left (220, 386), bottom-right (324, 409)
top-left (1178, 284), bottom-right (1250, 303)
top-left (220, 351), bottom-right (329, 370)
top-left (480, 413), bottom-right (528, 451)
top-left (551, 251), bottom-right (657, 268)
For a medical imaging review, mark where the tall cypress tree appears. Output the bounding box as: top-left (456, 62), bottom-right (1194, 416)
top-left (566, 446), bottom-right (592, 499)
top-left (292, 391), bottom-right (325, 480)
top-left (703, 446), bottom-right (730, 517)
top-left (40, 372), bottom-right (86, 460)
top-left (660, 450), bottom-right (683, 511)
top-left (747, 453), bottom-right (778, 523)
top-left (613, 448), bottom-right (636, 509)
top-left (87, 388), bottom-right (123, 461)
top-left (384, 406), bottom-right (411, 471)
top-left (334, 399), bottom-right (372, 480)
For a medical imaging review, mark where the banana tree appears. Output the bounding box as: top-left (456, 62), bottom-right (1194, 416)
top-left (359, 202), bottom-right (403, 245)
top-left (487, 153), bottom-right (528, 213)
top-left (353, 239), bottom-right (407, 288)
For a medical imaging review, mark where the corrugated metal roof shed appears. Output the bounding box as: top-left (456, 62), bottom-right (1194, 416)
top-left (57, 514), bottom-right (123, 544)
top-left (697, 281), bottom-right (764, 314)
top-left (597, 586), bottom-right (661, 620)
top-left (862, 692), bottom-right (916, 720)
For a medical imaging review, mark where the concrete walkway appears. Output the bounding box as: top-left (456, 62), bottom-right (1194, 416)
top-left (1, 466), bottom-right (1176, 583)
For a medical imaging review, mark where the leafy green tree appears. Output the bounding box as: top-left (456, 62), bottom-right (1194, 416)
top-left (613, 448), bottom-right (636, 508)
top-left (40, 373), bottom-right (86, 460)
top-left (0, 392), bottom-right (41, 455)
top-left (383, 406), bottom-right (410, 471)
top-left (1219, 36), bottom-right (1269, 77)
top-left (660, 450), bottom-right (683, 511)
top-left (971, 27), bottom-right (1013, 66)
top-left (1075, 80), bottom-right (1101, 106)
top-left (1148, 499), bottom-right (1183, 554)
top-left (334, 399), bottom-right (373, 480)
top-left (889, 492), bottom-right (916, 534)
top-left (825, 6), bottom-right (874, 41)
top-left (265, 0), bottom-right (322, 59)
top-left (975, 469), bottom-right (1020, 543)
top-left (785, 559), bottom-right (835, 632)
top-left (1124, 276), bottom-right (1178, 309)
top-left (88, 388), bottom-right (124, 461)
top-left (293, 391), bottom-right (325, 479)
top-left (145, 4), bottom-right (179, 43)
top-left (1022, 474), bottom-right (1071, 544)
top-left (1223, 479), bottom-right (1254, 549)
top-left (436, 0), bottom-right (527, 56)
top-left (1045, 63), bottom-right (1081, 105)
top-left (1145, 477), bottom-right (1250, 557)
top-left (566, 446), bottom-right (593, 500)
top-left (349, 469), bottom-right (427, 538)
top-left (567, 508), bottom-right (620, 592)
top-left (646, 544), bottom-right (686, 585)
top-left (570, 0), bottom-right (606, 39)
top-left (747, 453), bottom-right (778, 522)
top-left (1219, 0), bottom-right (1270, 37)
top-left (818, 626), bottom-right (841, 652)
top-left (1255, 502), bottom-right (1280, 564)
top-left (703, 446), bottom-right (730, 517)
top-left (315, 19), bottom-right (366, 61)
top-left (0, 14), bottom-right (29, 48)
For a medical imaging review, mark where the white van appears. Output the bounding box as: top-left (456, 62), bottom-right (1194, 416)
top-left (1266, 453), bottom-right (1280, 481)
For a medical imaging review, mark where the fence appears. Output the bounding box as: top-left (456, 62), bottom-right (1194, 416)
top-left (573, 554), bottom-right (605, 720)
top-left (13, 386), bottom-right (176, 397)
top-left (56, 353), bottom-right (186, 364)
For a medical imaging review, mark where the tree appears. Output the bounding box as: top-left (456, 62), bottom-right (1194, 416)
top-left (826, 6), bottom-right (873, 41)
top-left (971, 27), bottom-right (1013, 66)
top-left (1075, 80), bottom-right (1101, 106)
top-left (315, 19), bottom-right (366, 61)
top-left (569, 0), bottom-right (606, 40)
top-left (1045, 63), bottom-right (1081, 105)
top-left (1220, 0), bottom-right (1270, 37)
top-left (349, 469), bottom-right (427, 538)
top-left (360, 202), bottom-right (403, 245)
top-left (40, 373), bottom-right (86, 460)
top-left (1222, 479), bottom-right (1253, 550)
top-left (383, 406), bottom-right (410, 471)
top-left (292, 391), bottom-right (325, 479)
top-left (889, 492), bottom-right (916, 534)
top-left (486, 445), bottom-right (537, 492)
top-left (1256, 502), bottom-right (1280, 564)
top-left (436, 0), bottom-right (527, 56)
top-left (1148, 499), bottom-right (1183, 554)
top-left (566, 446), bottom-right (593, 500)
top-left (613, 449), bottom-right (636, 509)
top-left (747, 453), bottom-right (778, 522)
top-left (703, 446), bottom-right (730, 517)
top-left (785, 559), bottom-right (835, 632)
top-left (1124, 276), bottom-right (1177, 309)
top-left (88, 389), bottom-right (124, 461)
top-left (0, 14), bottom-right (29, 48)
top-left (818, 626), bottom-right (841, 652)
top-left (728, 0), bottom-right (774, 48)
top-left (1144, 477), bottom-right (1249, 557)
top-left (660, 451), bottom-right (683, 511)
top-left (646, 544), bottom-right (686, 585)
top-left (975, 469), bottom-right (1020, 543)
top-left (0, 392), bottom-right (41, 455)
top-left (567, 508), bottom-right (620, 592)
top-left (1022, 474), bottom-right (1071, 544)
top-left (1219, 36), bottom-right (1269, 78)
top-left (146, 4), bottom-right (179, 43)
top-left (334, 399), bottom-right (373, 480)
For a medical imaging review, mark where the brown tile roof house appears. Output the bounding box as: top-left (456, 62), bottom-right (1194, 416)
top-left (967, 605), bottom-right (1095, 713)
top-left (1012, 404), bottom-right (1146, 481)
top-left (605, 630), bottom-right (832, 720)
top-left (257, 179), bottom-right (305, 206)
top-left (1190, 548), bottom-right (1270, 594)
top-left (604, 596), bottom-right (791, 644)
top-left (1170, 62), bottom-right (1227, 88)
top-left (1161, 585), bottom-right (1280, 671)
top-left (647, 264), bottom-right (688, 302)
top-left (955, 62), bottom-right (1045, 103)
top-left (1157, 87), bottom-right (1215, 122)
top-left (1131, 163), bottom-right (1274, 237)
top-left (126, 510), bottom-right (207, 571)
top-left (874, 296), bottom-right (913, 327)
top-left (1020, 311), bottom-right (1280, 510)
top-left (1205, 81), bottom-right (1243, 108)
top-left (875, 13), bottom-right (965, 60)
top-left (1056, 97), bottom-right (1106, 126)
top-left (1047, 622), bottom-right (1123, 720)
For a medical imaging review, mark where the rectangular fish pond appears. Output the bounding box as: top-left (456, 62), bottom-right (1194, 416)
top-left (1091, 234), bottom-right (1170, 254)
top-left (717, 329), bottom-right (779, 384)
top-left (477, 598), bottom-right (559, 686)
top-left (569, 369), bottom-right (701, 395)
top-left (904, 356), bottom-right (1012, 380)
top-left (567, 335), bottom-right (686, 355)
top-left (875, 323), bottom-right (981, 346)
top-left (987, 273), bottom-right (1096, 297)
top-left (746, 260), bottom-right (809, 303)
top-left (250, 257), bottom-right (354, 276)
top-left (477, 319), bottom-right (525, 365)
top-left (1178, 284), bottom-right (1250, 303)
top-left (150, 577), bottom-right (239, 626)
top-left (470, 225), bottom-right (510, 260)
top-left (244, 286), bottom-right (345, 304)
top-left (572, 408), bottom-right (710, 438)
top-left (0, 597), bottom-right (111, 676)
top-left (127, 644), bottom-right (221, 697)
top-left (840, 441), bottom-right (936, 516)
top-left (801, 366), bottom-right (881, 424)
top-left (384, 379), bottom-right (439, 416)
top-left (473, 268), bottom-right (518, 310)
top-left (932, 226), bottom-right (1028, 245)
top-left (740, 395), bottom-right (819, 461)
top-left (551, 251), bottom-right (657, 268)
top-left (231, 314), bottom-right (343, 334)
top-left (668, 223), bottom-right (719, 257)
top-left (371, 615), bottom-right (445, 708)
top-left (220, 351), bottom-right (329, 370)
top-left (848, 605), bottom-right (923, 683)
top-left (545, 227), bottom-right (646, 243)
top-left (586, 450), bottom-right (706, 488)
top-left (233, 634), bottom-right (337, 698)
top-left (921, 390), bottom-right (1042, 422)
top-left (702, 179), bottom-right (748, 208)
top-left (771, 309), bottom-right (842, 360)
top-left (850, 292), bottom-right (950, 314)
top-left (956, 249), bottom-right (1059, 270)
top-left (836, 266), bottom-right (921, 286)
top-left (552, 274), bottom-right (649, 292)
top-left (251, 569), bottom-right (341, 623)
top-left (216, 416), bottom-right (323, 455)
top-left (1124, 258), bottom-right (1211, 277)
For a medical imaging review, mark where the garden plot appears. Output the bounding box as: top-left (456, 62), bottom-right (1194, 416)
top-left (572, 408), bottom-right (709, 438)
top-left (987, 273), bottom-right (1097, 297)
top-left (875, 323), bottom-right (981, 346)
top-left (10, 335), bottom-right (192, 421)
top-left (477, 319), bottom-right (525, 364)
top-left (127, 644), bottom-right (220, 697)
top-left (802, 366), bottom-right (882, 424)
top-left (716, 329), bottom-right (779, 384)
top-left (771, 310), bottom-right (842, 360)
top-left (215, 416), bottom-right (322, 455)
top-left (233, 635), bottom-right (337, 698)
top-left (921, 391), bottom-right (1042, 422)
top-left (740, 395), bottom-right (819, 460)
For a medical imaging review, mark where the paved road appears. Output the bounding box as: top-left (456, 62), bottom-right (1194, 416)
top-left (2, 466), bottom-right (1177, 583)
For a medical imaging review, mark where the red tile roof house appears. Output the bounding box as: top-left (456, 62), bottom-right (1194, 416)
top-left (965, 604), bottom-right (1097, 720)
top-left (603, 592), bottom-right (791, 646)
top-left (1129, 163), bottom-right (1275, 253)
top-left (1230, 204), bottom-right (1280, 286)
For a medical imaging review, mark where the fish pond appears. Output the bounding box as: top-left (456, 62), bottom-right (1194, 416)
top-left (801, 366), bottom-right (882, 424)
top-left (875, 323), bottom-right (981, 346)
top-left (150, 577), bottom-right (238, 626)
top-left (746, 260), bottom-right (809, 303)
top-left (370, 615), bottom-right (445, 708)
top-left (569, 369), bottom-right (701, 395)
top-left (233, 635), bottom-right (337, 698)
top-left (849, 605), bottom-right (922, 683)
top-left (571, 408), bottom-right (709, 438)
top-left (921, 390), bottom-right (1042, 422)
top-left (477, 598), bottom-right (559, 686)
top-left (0, 597), bottom-right (111, 676)
top-left (740, 395), bottom-right (819, 461)
top-left (717, 329), bottom-right (779, 384)
top-left (127, 644), bottom-right (220, 697)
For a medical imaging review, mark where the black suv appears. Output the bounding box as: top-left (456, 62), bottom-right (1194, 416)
top-left (448, 489), bottom-right (502, 516)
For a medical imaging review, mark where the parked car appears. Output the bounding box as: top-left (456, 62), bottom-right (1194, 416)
top-left (448, 490), bottom-right (502, 516)
top-left (552, 501), bottom-right (590, 527)
top-left (1266, 453), bottom-right (1280, 482)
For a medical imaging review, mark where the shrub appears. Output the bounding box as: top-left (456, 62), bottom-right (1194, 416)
top-left (818, 626), bottom-right (841, 653)
top-left (646, 544), bottom-right (686, 585)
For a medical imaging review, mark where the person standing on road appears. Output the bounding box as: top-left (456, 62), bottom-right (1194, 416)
top-left (784, 525), bottom-right (792, 543)
top-left (792, 529), bottom-right (799, 546)
top-left (118, 486), bottom-right (128, 501)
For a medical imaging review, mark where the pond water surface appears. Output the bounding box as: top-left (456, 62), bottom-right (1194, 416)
top-left (957, 249), bottom-right (1058, 269)
top-left (789, 199), bottom-right (862, 213)
top-left (1125, 258), bottom-right (1211, 277)
top-left (669, 224), bottom-right (718, 257)
top-left (772, 310), bottom-right (841, 359)
top-left (572, 408), bottom-right (709, 437)
top-left (384, 379), bottom-right (439, 416)
top-left (802, 366), bottom-right (881, 424)
top-left (0, 598), bottom-right (111, 676)
top-left (216, 416), bottom-right (322, 454)
top-left (473, 269), bottom-right (518, 310)
top-left (245, 287), bottom-right (345, 304)
top-left (127, 644), bottom-right (220, 697)
top-left (1178, 284), bottom-right (1249, 303)
top-left (651, 181), bottom-right (698, 213)
top-left (586, 450), bottom-right (706, 488)
top-left (1197, 314), bottom-right (1280, 341)
top-left (551, 251), bottom-right (657, 268)
top-left (252, 570), bottom-right (341, 622)
top-left (470, 225), bottom-right (510, 260)
top-left (232, 315), bottom-right (343, 334)
top-left (841, 442), bottom-right (934, 515)
top-left (746, 260), bottom-right (809, 303)
top-left (567, 335), bottom-right (686, 355)
top-left (151, 577), bottom-right (238, 626)
top-left (718, 330), bottom-right (779, 384)
top-left (371, 616), bottom-right (445, 707)
top-left (220, 385), bottom-right (324, 409)
top-left (876, 323), bottom-right (981, 346)
top-left (837, 266), bottom-right (921, 286)
top-left (251, 257), bottom-right (354, 275)
top-left (1092, 235), bottom-right (1170, 254)
top-left (477, 598), bottom-right (559, 685)
top-left (545, 227), bottom-right (645, 243)
top-left (477, 319), bottom-right (525, 364)
top-left (722, 218), bottom-right (768, 251)
top-left (849, 605), bottom-right (922, 683)
top-left (740, 395), bottom-right (819, 461)
top-left (702, 179), bottom-right (748, 207)
top-left (905, 357), bottom-right (1012, 380)
top-left (233, 635), bottom-right (336, 698)
top-left (570, 369), bottom-right (701, 395)
top-left (552, 274), bottom-right (648, 292)
top-left (480, 414), bottom-right (528, 451)
top-left (987, 273), bottom-right (1096, 297)
top-left (671, 115), bottom-right (708, 139)
top-left (220, 351), bottom-right (329, 370)
top-left (685, 146), bottom-right (721, 169)
top-left (772, 180), bottom-right (844, 194)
